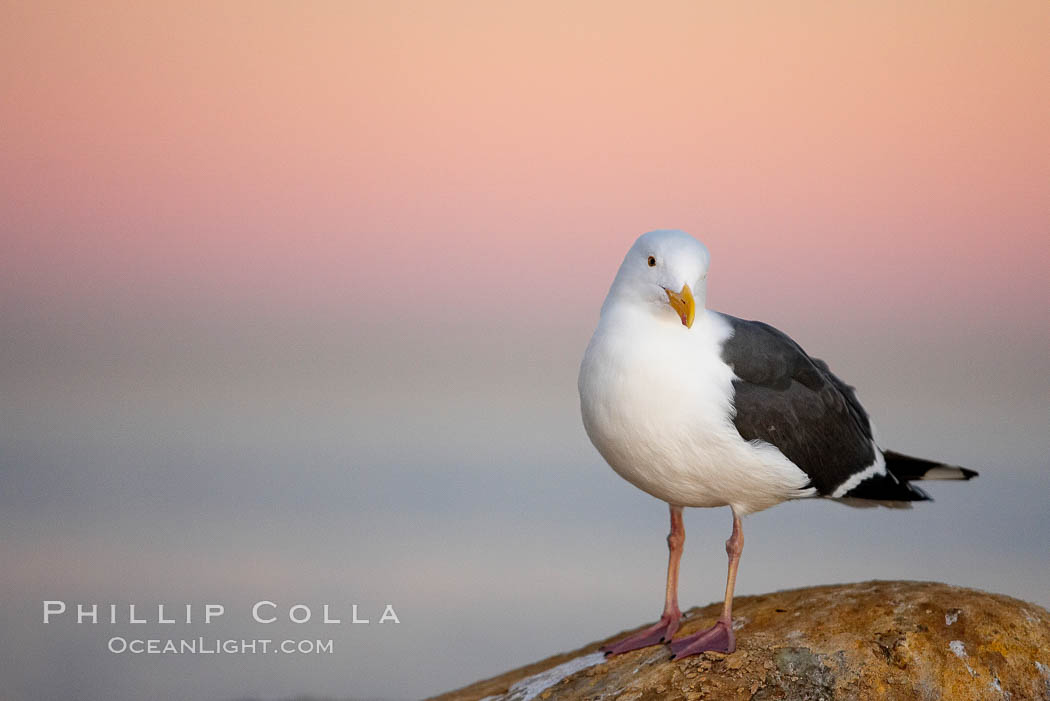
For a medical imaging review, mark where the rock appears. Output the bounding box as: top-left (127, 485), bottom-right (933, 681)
top-left (427, 581), bottom-right (1050, 701)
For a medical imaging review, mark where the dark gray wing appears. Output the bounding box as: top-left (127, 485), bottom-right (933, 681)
top-left (719, 314), bottom-right (876, 496)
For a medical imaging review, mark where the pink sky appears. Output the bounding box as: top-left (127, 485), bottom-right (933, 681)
top-left (2, 1), bottom-right (1047, 328)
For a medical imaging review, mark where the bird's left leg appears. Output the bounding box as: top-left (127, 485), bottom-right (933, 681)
top-left (669, 509), bottom-right (743, 659)
top-left (601, 505), bottom-right (684, 655)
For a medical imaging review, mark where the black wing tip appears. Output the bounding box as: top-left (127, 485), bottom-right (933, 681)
top-left (840, 474), bottom-right (932, 503)
top-left (883, 450), bottom-right (979, 482)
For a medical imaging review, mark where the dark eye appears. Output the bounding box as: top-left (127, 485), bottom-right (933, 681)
top-left (647, 255), bottom-right (656, 267)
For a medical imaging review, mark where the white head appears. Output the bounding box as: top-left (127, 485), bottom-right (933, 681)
top-left (601, 229), bottom-right (711, 328)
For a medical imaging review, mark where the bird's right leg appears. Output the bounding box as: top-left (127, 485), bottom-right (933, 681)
top-left (601, 505), bottom-right (684, 655)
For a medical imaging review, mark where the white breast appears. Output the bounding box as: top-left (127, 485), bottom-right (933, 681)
top-left (578, 308), bottom-right (813, 515)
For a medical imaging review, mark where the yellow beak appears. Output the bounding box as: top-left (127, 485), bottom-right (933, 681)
top-left (665, 283), bottom-right (695, 328)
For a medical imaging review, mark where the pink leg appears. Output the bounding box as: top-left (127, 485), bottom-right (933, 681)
top-left (602, 505), bottom-right (684, 655)
top-left (669, 509), bottom-right (743, 659)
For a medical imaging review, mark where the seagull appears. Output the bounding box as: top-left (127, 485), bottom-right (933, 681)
top-left (578, 229), bottom-right (977, 660)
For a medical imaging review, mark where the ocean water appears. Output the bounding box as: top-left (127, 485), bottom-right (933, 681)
top-left (3, 302), bottom-right (1047, 700)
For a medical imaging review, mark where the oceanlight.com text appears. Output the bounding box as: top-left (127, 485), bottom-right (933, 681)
top-left (107, 637), bottom-right (334, 655)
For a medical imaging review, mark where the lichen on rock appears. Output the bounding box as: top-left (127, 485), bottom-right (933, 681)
top-left (429, 581), bottom-right (1050, 701)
